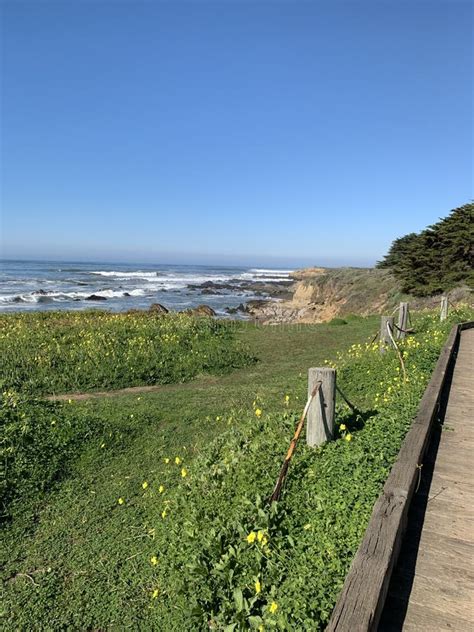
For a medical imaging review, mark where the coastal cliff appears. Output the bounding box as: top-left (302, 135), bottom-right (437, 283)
top-left (246, 267), bottom-right (472, 324)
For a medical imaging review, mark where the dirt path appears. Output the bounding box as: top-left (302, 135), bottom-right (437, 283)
top-left (46, 375), bottom-right (221, 401)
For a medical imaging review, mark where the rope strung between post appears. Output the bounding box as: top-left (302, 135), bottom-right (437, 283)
top-left (394, 323), bottom-right (415, 335)
top-left (369, 330), bottom-right (379, 345)
top-left (448, 298), bottom-right (461, 314)
top-left (336, 384), bottom-right (358, 413)
top-left (386, 320), bottom-right (407, 382)
top-left (268, 381), bottom-right (322, 504)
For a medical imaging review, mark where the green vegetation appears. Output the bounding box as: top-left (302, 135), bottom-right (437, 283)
top-left (377, 202), bottom-right (474, 296)
top-left (0, 311), bottom-right (253, 395)
top-left (1, 308), bottom-right (472, 629)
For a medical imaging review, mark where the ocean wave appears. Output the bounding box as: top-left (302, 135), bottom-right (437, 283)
top-left (0, 288), bottom-right (146, 304)
top-left (87, 268), bottom-right (292, 287)
top-left (90, 271), bottom-right (162, 279)
top-left (240, 269), bottom-right (292, 282)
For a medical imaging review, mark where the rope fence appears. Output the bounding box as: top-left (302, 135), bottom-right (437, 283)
top-left (269, 296), bottom-right (455, 503)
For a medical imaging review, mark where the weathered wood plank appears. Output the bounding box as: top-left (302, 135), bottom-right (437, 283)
top-left (381, 599), bottom-right (474, 632)
top-left (379, 326), bottom-right (474, 630)
top-left (326, 323), bottom-right (468, 632)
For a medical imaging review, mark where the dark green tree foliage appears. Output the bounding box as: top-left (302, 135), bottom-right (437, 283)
top-left (377, 203), bottom-right (474, 296)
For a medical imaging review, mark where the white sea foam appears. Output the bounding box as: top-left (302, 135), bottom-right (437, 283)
top-left (240, 269), bottom-right (293, 282)
top-left (90, 271), bottom-right (162, 279)
top-left (0, 263), bottom-right (294, 312)
top-left (89, 268), bottom-right (292, 286)
top-left (0, 288), bottom-right (147, 304)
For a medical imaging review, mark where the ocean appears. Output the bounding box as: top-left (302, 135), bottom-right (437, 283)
top-left (0, 260), bottom-right (293, 317)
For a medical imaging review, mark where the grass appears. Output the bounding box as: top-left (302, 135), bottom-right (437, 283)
top-left (1, 316), bottom-right (378, 628)
top-left (3, 310), bottom-right (471, 629)
top-left (0, 310), bottom-right (253, 395)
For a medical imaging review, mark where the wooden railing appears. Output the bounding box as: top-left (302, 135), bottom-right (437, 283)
top-left (325, 321), bottom-right (474, 632)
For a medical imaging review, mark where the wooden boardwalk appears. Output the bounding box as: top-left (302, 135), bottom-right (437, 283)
top-left (380, 327), bottom-right (474, 631)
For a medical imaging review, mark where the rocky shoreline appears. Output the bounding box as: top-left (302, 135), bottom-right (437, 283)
top-left (234, 268), bottom-right (472, 325)
top-left (17, 267), bottom-right (471, 324)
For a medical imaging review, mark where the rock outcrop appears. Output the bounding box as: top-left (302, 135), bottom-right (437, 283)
top-left (149, 303), bottom-right (169, 314)
top-left (184, 305), bottom-right (217, 317)
top-left (86, 294), bottom-right (107, 301)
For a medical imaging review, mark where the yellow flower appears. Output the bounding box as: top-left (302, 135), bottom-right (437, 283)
top-left (151, 588), bottom-right (159, 599)
top-left (246, 531), bottom-right (257, 544)
top-left (161, 509), bottom-right (167, 519)
top-left (150, 556), bottom-right (158, 566)
top-left (345, 433), bottom-right (352, 442)
top-left (175, 456), bottom-right (181, 465)
top-left (100, 442), bottom-right (105, 449)
top-left (164, 458), bottom-right (170, 464)
top-left (339, 424), bottom-right (346, 431)
top-left (158, 485), bottom-right (164, 494)
top-left (257, 529), bottom-right (265, 542)
top-left (142, 481), bottom-right (149, 489)
top-left (118, 497), bottom-right (124, 505)
top-left (255, 579), bottom-right (262, 594)
top-left (255, 408), bottom-right (262, 418)
top-left (284, 394), bottom-right (290, 404)
top-left (181, 467), bottom-right (188, 478)
top-left (269, 601), bottom-right (278, 614)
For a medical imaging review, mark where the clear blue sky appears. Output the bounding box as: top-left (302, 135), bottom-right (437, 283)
top-left (1, 0), bottom-right (472, 267)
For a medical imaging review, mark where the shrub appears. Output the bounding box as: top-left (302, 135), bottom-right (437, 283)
top-left (328, 318), bottom-right (347, 326)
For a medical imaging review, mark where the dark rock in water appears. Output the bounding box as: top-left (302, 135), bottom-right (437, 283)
top-left (201, 288), bottom-right (222, 295)
top-left (244, 300), bottom-right (268, 311)
top-left (123, 292), bottom-right (131, 297)
top-left (32, 289), bottom-right (48, 295)
top-left (86, 294), bottom-right (107, 301)
top-left (12, 296), bottom-right (24, 303)
top-left (225, 303), bottom-right (247, 314)
top-left (149, 303), bottom-right (169, 314)
top-left (187, 278), bottom-right (294, 299)
top-left (184, 304), bottom-right (216, 317)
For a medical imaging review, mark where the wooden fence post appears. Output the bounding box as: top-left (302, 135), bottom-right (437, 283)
top-left (380, 316), bottom-right (394, 353)
top-left (440, 296), bottom-right (448, 321)
top-left (397, 302), bottom-right (409, 340)
top-left (306, 368), bottom-right (336, 447)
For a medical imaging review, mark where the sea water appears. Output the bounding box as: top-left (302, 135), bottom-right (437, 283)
top-left (0, 260), bottom-right (292, 317)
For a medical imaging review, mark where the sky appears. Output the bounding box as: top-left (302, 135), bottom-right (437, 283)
top-left (1, 0), bottom-right (472, 267)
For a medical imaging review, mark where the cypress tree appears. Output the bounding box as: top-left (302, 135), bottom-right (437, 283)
top-left (377, 202), bottom-right (473, 296)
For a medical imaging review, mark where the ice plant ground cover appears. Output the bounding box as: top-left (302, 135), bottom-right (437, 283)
top-left (1, 308), bottom-right (472, 630)
top-left (0, 310), bottom-right (254, 395)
